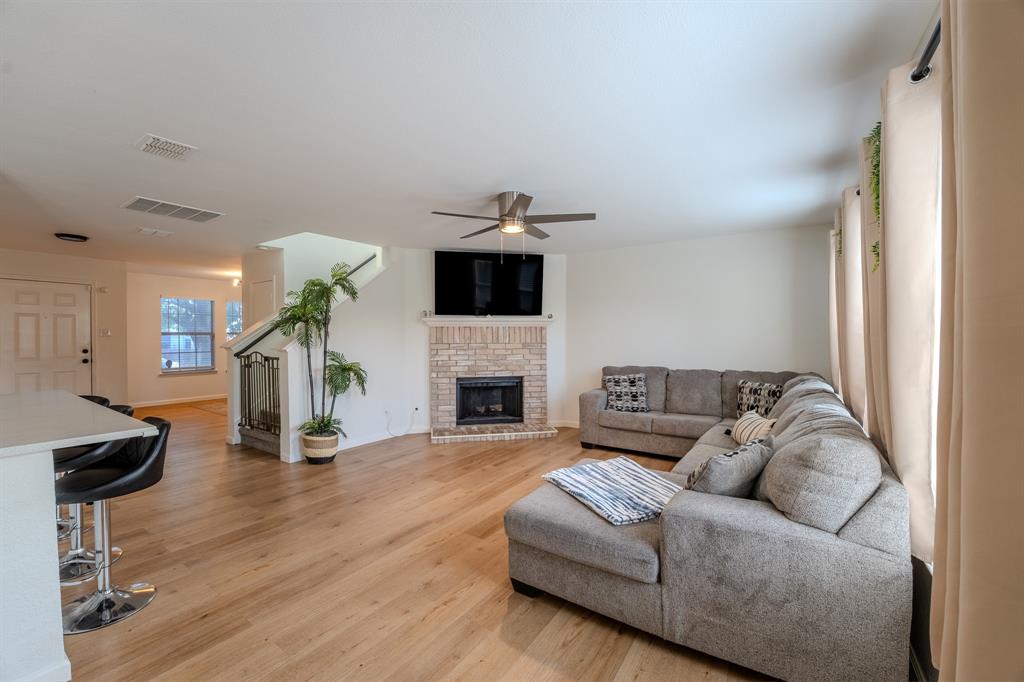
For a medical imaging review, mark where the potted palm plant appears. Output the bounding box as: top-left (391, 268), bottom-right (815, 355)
top-left (272, 262), bottom-right (368, 464)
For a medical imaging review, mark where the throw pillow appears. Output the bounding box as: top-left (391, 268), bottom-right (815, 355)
top-left (604, 373), bottom-right (649, 412)
top-left (736, 379), bottom-right (783, 417)
top-left (685, 437), bottom-right (775, 498)
top-left (543, 456), bottom-right (681, 525)
top-left (733, 410), bottom-right (776, 444)
top-left (761, 433), bottom-right (883, 532)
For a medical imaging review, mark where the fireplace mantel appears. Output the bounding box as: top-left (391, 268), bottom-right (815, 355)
top-left (421, 316), bottom-right (553, 327)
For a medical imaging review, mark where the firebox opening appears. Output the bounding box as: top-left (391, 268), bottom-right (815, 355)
top-left (456, 376), bottom-right (524, 426)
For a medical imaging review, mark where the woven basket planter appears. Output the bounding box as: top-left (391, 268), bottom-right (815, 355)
top-left (300, 431), bottom-right (339, 464)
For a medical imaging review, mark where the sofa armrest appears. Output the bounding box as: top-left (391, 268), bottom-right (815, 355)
top-left (578, 389), bottom-right (607, 444)
top-left (659, 490), bottom-right (911, 681)
top-left (579, 388), bottom-right (607, 413)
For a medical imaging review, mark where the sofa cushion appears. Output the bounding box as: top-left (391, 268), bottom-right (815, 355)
top-left (651, 413), bottom-right (719, 439)
top-left (769, 379), bottom-right (840, 420)
top-left (695, 421), bottom-right (737, 450)
top-left (604, 374), bottom-right (649, 412)
top-left (781, 373), bottom-right (829, 394)
top-left (773, 402), bottom-right (865, 450)
top-left (504, 459), bottom-right (676, 583)
top-left (670, 443), bottom-right (732, 476)
top-left (597, 410), bottom-right (654, 433)
top-left (771, 391), bottom-right (848, 435)
top-left (666, 369), bottom-right (722, 416)
top-left (761, 433), bottom-right (883, 533)
top-left (604, 366), bottom-right (669, 412)
top-left (685, 437), bottom-right (775, 498)
top-left (721, 370), bottom-right (798, 417)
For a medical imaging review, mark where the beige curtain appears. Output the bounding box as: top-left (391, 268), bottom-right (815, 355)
top-left (858, 139), bottom-right (884, 449)
top-left (828, 210), bottom-right (845, 399)
top-left (879, 58), bottom-right (942, 562)
top-left (839, 186), bottom-right (868, 425)
top-left (931, 0), bottom-right (1024, 678)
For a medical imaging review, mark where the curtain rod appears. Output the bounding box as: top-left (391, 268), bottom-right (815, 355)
top-left (910, 20), bottom-right (941, 83)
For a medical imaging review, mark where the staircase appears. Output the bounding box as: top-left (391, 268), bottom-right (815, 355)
top-left (224, 235), bottom-right (387, 462)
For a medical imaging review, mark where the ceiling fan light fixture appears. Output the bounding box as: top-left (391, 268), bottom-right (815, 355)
top-left (499, 218), bottom-right (525, 234)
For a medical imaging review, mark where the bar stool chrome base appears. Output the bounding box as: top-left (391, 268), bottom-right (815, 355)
top-left (62, 583), bottom-right (156, 634)
top-left (59, 546), bottom-right (123, 585)
top-left (56, 518), bottom-right (75, 540)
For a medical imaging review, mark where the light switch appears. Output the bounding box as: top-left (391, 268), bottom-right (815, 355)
top-left (99, 328), bottom-right (112, 337)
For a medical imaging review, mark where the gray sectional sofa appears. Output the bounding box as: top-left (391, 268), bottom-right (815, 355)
top-left (504, 368), bottom-right (912, 682)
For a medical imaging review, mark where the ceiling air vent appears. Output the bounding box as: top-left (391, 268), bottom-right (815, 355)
top-left (135, 133), bottom-right (196, 160)
top-left (123, 196), bottom-right (223, 222)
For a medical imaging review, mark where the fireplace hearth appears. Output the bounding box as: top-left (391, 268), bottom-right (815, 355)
top-left (456, 376), bottom-right (523, 426)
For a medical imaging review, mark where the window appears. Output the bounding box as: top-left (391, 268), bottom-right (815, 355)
top-left (160, 297), bottom-right (214, 372)
top-left (226, 300), bottom-right (243, 340)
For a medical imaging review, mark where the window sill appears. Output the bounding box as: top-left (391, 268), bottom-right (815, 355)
top-left (159, 369), bottom-right (218, 377)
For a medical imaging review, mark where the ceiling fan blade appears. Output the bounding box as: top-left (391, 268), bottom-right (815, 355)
top-left (460, 224), bottom-right (500, 239)
top-left (506, 193), bottom-right (533, 217)
top-left (524, 212), bottom-right (596, 224)
top-left (432, 211), bottom-right (499, 221)
top-left (524, 224), bottom-right (550, 240)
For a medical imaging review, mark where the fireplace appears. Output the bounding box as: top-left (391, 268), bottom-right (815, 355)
top-left (456, 376), bottom-right (523, 426)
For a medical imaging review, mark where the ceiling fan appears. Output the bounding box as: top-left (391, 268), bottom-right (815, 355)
top-left (432, 191), bottom-right (596, 241)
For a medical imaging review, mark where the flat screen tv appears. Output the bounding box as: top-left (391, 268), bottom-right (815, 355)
top-left (434, 251), bottom-right (544, 316)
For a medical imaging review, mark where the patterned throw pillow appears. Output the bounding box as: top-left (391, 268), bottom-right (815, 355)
top-left (685, 437), bottom-right (775, 498)
top-left (604, 374), bottom-right (649, 412)
top-left (733, 410), bottom-right (776, 444)
top-left (736, 379), bottom-right (783, 417)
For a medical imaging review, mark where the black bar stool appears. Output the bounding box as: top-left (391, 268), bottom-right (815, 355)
top-left (57, 417), bottom-right (170, 634)
top-left (54, 437), bottom-right (130, 584)
top-left (56, 395), bottom-right (112, 537)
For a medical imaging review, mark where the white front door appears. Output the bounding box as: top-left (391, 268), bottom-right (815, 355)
top-left (0, 279), bottom-right (93, 395)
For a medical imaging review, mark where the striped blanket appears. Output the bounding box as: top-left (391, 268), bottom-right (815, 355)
top-left (542, 456), bottom-right (681, 525)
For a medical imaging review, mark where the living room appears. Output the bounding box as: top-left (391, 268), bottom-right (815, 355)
top-left (1, 2), bottom-right (1021, 681)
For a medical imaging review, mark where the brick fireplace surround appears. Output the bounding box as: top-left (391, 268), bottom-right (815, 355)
top-left (426, 318), bottom-right (557, 444)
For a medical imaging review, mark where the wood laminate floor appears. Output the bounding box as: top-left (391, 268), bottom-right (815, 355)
top-left (62, 401), bottom-right (766, 681)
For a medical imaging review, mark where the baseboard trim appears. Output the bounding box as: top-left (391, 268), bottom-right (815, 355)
top-left (549, 420), bottom-right (579, 428)
top-left (132, 394), bottom-right (227, 408)
top-left (336, 428), bottom-right (430, 451)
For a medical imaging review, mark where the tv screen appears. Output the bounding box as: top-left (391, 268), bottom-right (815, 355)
top-left (434, 251), bottom-right (544, 316)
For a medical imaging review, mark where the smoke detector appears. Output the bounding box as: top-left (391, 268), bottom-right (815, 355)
top-left (138, 227), bottom-right (174, 237)
top-left (123, 196), bottom-right (222, 222)
top-left (135, 133), bottom-right (196, 160)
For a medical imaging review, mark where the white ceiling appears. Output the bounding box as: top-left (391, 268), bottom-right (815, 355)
top-left (0, 1), bottom-right (936, 276)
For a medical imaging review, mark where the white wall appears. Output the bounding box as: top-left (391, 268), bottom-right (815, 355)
top-left (125, 271), bottom-right (241, 406)
top-left (542, 254), bottom-right (570, 425)
top-left (320, 247), bottom-right (432, 448)
top-left (263, 232), bottom-right (378, 295)
top-left (563, 226), bottom-right (831, 424)
top-left (0, 248), bottom-right (128, 402)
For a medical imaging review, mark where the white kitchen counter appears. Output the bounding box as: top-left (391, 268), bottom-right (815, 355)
top-left (0, 391), bottom-right (158, 682)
